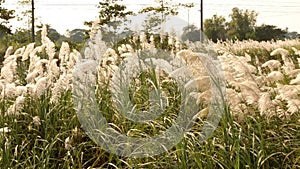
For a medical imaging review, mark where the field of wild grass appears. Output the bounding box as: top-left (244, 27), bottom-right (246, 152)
top-left (0, 25), bottom-right (300, 168)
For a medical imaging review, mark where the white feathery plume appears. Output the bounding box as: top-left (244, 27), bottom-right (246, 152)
top-left (184, 76), bottom-right (210, 92)
top-left (261, 60), bottom-right (281, 71)
top-left (50, 73), bottom-right (72, 104)
top-left (26, 70), bottom-right (40, 84)
top-left (1, 83), bottom-right (16, 99)
top-left (266, 71), bottom-right (284, 83)
top-left (1, 61), bottom-right (17, 83)
top-left (47, 59), bottom-right (60, 80)
top-left (74, 60), bottom-right (97, 84)
top-left (34, 77), bottom-right (49, 97)
top-left (126, 44), bottom-right (134, 53)
top-left (271, 48), bottom-right (296, 75)
top-left (41, 25), bottom-right (56, 60)
top-left (281, 58), bottom-right (295, 75)
top-left (32, 116), bottom-right (41, 126)
top-left (286, 69), bottom-right (300, 78)
top-left (270, 48), bottom-right (289, 58)
top-left (4, 46), bottom-right (13, 58)
top-left (22, 43), bottom-right (35, 61)
top-left (197, 89), bottom-right (212, 106)
top-left (28, 45), bottom-right (45, 61)
top-left (175, 38), bottom-right (181, 51)
top-left (0, 127), bottom-right (11, 133)
top-left (105, 48), bottom-right (118, 58)
top-left (45, 40), bottom-right (56, 61)
top-left (258, 92), bottom-right (273, 114)
top-left (239, 80), bottom-right (260, 105)
top-left (89, 19), bottom-right (100, 39)
top-left (290, 74), bottom-right (300, 85)
top-left (64, 137), bottom-right (72, 150)
top-left (292, 47), bottom-right (300, 56)
top-left (140, 32), bottom-right (148, 49)
top-left (160, 31), bottom-right (166, 44)
top-left (144, 58), bottom-right (174, 74)
top-left (15, 86), bottom-right (27, 96)
top-left (132, 33), bottom-right (139, 44)
top-left (150, 35), bottom-right (155, 48)
top-left (26, 84), bottom-right (36, 98)
top-left (168, 35), bottom-right (174, 46)
top-left (244, 53), bottom-right (252, 62)
top-left (117, 44), bottom-right (126, 54)
top-left (5, 95), bottom-right (26, 116)
top-left (41, 24), bottom-right (48, 43)
top-left (59, 42), bottom-right (70, 64)
top-left (2, 54), bottom-right (17, 65)
top-left (13, 46), bottom-right (25, 57)
top-left (28, 54), bottom-right (40, 73)
top-left (286, 99), bottom-right (300, 114)
top-left (120, 52), bottom-right (133, 59)
top-left (276, 84), bottom-right (300, 100)
top-left (255, 75), bottom-right (267, 87)
top-left (176, 50), bottom-right (199, 65)
top-left (67, 50), bottom-right (80, 71)
top-left (225, 88), bottom-right (243, 112)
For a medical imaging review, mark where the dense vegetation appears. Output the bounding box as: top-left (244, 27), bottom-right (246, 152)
top-left (0, 0), bottom-right (300, 168)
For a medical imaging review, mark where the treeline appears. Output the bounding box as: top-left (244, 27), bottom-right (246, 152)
top-left (1, 0), bottom-right (299, 55)
top-left (183, 7), bottom-right (299, 42)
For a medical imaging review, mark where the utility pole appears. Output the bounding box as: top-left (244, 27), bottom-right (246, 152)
top-left (31, 0), bottom-right (35, 42)
top-left (185, 3), bottom-right (194, 30)
top-left (200, 0), bottom-right (203, 41)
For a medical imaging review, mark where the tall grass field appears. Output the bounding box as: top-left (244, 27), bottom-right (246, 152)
top-left (0, 26), bottom-right (300, 168)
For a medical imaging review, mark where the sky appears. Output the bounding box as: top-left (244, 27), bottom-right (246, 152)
top-left (3, 0), bottom-right (300, 34)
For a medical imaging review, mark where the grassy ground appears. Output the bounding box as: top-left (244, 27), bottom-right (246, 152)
top-left (0, 37), bottom-right (300, 168)
top-left (1, 92), bottom-right (299, 168)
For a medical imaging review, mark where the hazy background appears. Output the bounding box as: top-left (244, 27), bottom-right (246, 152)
top-left (3, 0), bottom-right (300, 34)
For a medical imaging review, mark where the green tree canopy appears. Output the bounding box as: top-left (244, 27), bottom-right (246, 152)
top-left (226, 7), bottom-right (257, 40)
top-left (203, 14), bottom-right (226, 42)
top-left (255, 24), bottom-right (287, 41)
top-left (203, 7), bottom-right (290, 42)
top-left (139, 0), bottom-right (190, 33)
top-left (85, 0), bottom-right (133, 44)
top-left (181, 24), bottom-right (200, 42)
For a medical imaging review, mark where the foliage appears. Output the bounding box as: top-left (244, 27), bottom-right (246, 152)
top-left (204, 7), bottom-right (290, 42)
top-left (181, 24), bottom-right (201, 42)
top-left (255, 24), bottom-right (287, 41)
top-left (0, 0), bottom-right (15, 36)
top-left (17, 0), bottom-right (38, 26)
top-left (139, 0), bottom-right (190, 33)
top-left (0, 4), bottom-right (300, 167)
top-left (85, 0), bottom-right (133, 44)
top-left (227, 7), bottom-right (257, 40)
top-left (0, 28), bottom-right (31, 62)
top-left (203, 14), bottom-right (226, 42)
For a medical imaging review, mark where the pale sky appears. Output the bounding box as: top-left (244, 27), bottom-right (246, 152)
top-left (3, 0), bottom-right (300, 34)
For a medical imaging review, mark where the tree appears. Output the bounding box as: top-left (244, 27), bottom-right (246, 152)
top-left (139, 0), bottom-right (187, 33)
top-left (255, 24), bottom-right (287, 41)
top-left (0, 0), bottom-right (15, 37)
top-left (203, 14), bottom-right (226, 42)
top-left (227, 7), bottom-right (257, 40)
top-left (140, 0), bottom-right (179, 21)
top-left (181, 24), bottom-right (200, 42)
top-left (85, 0), bottom-right (134, 44)
top-left (17, 0), bottom-right (37, 42)
top-left (285, 31), bottom-right (299, 39)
